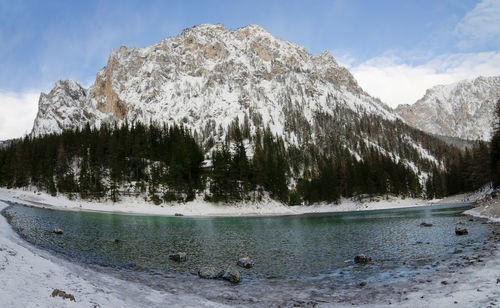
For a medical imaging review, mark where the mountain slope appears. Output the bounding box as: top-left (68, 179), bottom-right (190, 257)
top-left (33, 24), bottom-right (394, 139)
top-left (396, 76), bottom-right (500, 141)
top-left (30, 24), bottom-right (453, 189)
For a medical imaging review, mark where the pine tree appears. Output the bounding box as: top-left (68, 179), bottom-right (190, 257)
top-left (491, 99), bottom-right (500, 187)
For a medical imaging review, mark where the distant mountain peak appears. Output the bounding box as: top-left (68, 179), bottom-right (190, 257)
top-left (396, 76), bottom-right (500, 141)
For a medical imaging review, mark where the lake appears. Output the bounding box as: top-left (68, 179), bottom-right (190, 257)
top-left (1, 202), bottom-right (493, 305)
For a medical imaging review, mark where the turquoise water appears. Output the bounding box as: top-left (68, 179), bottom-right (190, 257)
top-left (2, 202), bottom-right (488, 284)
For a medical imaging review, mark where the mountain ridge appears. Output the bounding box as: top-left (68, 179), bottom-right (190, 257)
top-left (396, 76), bottom-right (500, 141)
top-left (29, 24), bottom-right (459, 192)
top-left (31, 24), bottom-right (396, 139)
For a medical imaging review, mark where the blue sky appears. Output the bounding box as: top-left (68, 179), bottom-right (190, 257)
top-left (1, 0), bottom-right (499, 139)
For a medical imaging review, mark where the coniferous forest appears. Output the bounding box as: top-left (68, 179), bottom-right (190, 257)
top-left (0, 103), bottom-right (497, 206)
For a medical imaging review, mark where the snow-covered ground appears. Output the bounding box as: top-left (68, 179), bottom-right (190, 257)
top-left (0, 188), bottom-right (463, 217)
top-left (1, 187), bottom-right (499, 307)
top-left (0, 199), bottom-right (225, 308)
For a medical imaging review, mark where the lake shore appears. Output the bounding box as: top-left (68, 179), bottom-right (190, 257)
top-left (0, 187), bottom-right (472, 218)
top-left (0, 188), bottom-right (499, 307)
top-left (0, 200), bottom-right (223, 308)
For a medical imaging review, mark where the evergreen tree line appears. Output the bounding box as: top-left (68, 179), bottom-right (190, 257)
top-left (205, 125), bottom-right (423, 205)
top-left (0, 122), bottom-right (204, 203)
top-left (1, 100), bottom-right (499, 205)
top-left (426, 100), bottom-right (500, 199)
top-left (491, 100), bottom-right (500, 188)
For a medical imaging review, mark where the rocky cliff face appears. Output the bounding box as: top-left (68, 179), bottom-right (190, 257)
top-left (31, 24), bottom-right (449, 182)
top-left (32, 79), bottom-right (101, 135)
top-left (31, 24), bottom-right (394, 140)
top-left (396, 76), bottom-right (500, 141)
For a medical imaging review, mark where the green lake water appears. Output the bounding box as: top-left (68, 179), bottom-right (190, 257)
top-left (2, 202), bottom-right (488, 284)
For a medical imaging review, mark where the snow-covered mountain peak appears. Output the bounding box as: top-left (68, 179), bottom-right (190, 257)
top-left (29, 24), bottom-right (465, 185)
top-left (396, 76), bottom-right (500, 141)
top-left (33, 23), bottom-right (398, 137)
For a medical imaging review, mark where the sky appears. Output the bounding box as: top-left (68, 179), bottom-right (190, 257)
top-left (0, 0), bottom-right (499, 139)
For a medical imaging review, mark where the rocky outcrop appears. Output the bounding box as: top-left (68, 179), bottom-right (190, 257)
top-left (51, 289), bottom-right (75, 301)
top-left (237, 257), bottom-right (254, 269)
top-left (168, 252), bottom-right (187, 262)
top-left (29, 24), bottom-right (446, 183)
top-left (222, 265), bottom-right (241, 283)
top-left (396, 76), bottom-right (500, 141)
top-left (53, 227), bottom-right (63, 235)
top-left (354, 254), bottom-right (372, 264)
top-left (198, 266), bottom-right (222, 279)
top-left (455, 226), bottom-right (468, 235)
top-left (31, 80), bottom-right (97, 137)
top-left (31, 24), bottom-right (395, 144)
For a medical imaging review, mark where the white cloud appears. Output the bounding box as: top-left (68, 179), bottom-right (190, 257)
top-left (344, 51), bottom-right (500, 108)
top-left (0, 90), bottom-right (40, 140)
top-left (455, 0), bottom-right (500, 49)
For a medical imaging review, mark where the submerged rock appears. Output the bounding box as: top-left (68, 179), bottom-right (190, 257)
top-left (237, 257), bottom-right (254, 269)
top-left (222, 266), bottom-right (241, 283)
top-left (53, 227), bottom-right (63, 235)
top-left (455, 226), bottom-right (468, 235)
top-left (354, 254), bottom-right (372, 264)
top-left (51, 289), bottom-right (75, 301)
top-left (198, 266), bottom-right (222, 279)
top-left (420, 222), bottom-right (433, 227)
top-left (168, 252), bottom-right (187, 262)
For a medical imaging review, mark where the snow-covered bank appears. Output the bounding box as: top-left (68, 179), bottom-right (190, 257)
top-left (0, 188), bottom-right (461, 217)
top-left (0, 200), bottom-right (224, 308)
top-left (1, 187), bottom-right (500, 307)
top-left (464, 186), bottom-right (500, 222)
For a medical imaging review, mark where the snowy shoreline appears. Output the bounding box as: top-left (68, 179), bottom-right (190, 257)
top-left (0, 200), bottom-right (224, 308)
top-left (0, 188), bottom-right (468, 218)
top-left (1, 187), bottom-right (500, 307)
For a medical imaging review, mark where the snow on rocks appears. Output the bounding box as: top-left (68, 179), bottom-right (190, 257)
top-left (396, 76), bottom-right (500, 141)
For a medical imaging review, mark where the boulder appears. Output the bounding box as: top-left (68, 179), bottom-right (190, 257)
top-left (354, 254), bottom-right (371, 264)
top-left (51, 289), bottom-right (75, 301)
top-left (53, 227), bottom-right (63, 235)
top-left (237, 257), bottom-right (254, 269)
top-left (198, 266), bottom-right (222, 279)
top-left (455, 226), bottom-right (468, 236)
top-left (420, 222), bottom-right (433, 227)
top-left (168, 252), bottom-right (187, 262)
top-left (222, 266), bottom-right (241, 283)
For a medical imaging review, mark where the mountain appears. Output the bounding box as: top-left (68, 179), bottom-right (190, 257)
top-left (396, 76), bottom-right (500, 141)
top-left (29, 24), bottom-right (454, 191)
top-left (32, 24), bottom-right (395, 137)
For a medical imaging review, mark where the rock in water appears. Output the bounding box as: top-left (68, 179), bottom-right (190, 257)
top-left (237, 257), bottom-right (254, 269)
top-left (168, 252), bottom-right (187, 262)
top-left (222, 266), bottom-right (241, 283)
top-left (420, 222), bottom-right (433, 227)
top-left (354, 254), bottom-right (372, 264)
top-left (198, 266), bottom-right (222, 279)
top-left (51, 289), bottom-right (75, 301)
top-left (455, 226), bottom-right (468, 235)
top-left (53, 227), bottom-right (63, 235)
